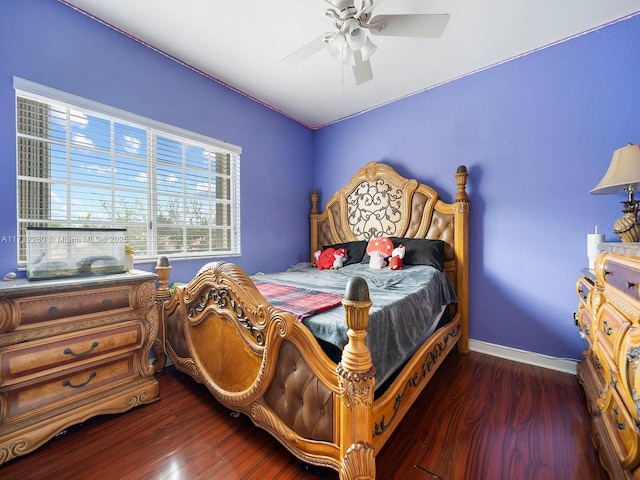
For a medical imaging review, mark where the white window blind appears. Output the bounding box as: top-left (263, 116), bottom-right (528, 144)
top-left (14, 77), bottom-right (241, 265)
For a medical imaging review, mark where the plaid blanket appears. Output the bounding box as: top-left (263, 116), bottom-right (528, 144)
top-left (253, 279), bottom-right (343, 321)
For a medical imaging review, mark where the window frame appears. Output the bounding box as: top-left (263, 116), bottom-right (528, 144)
top-left (14, 77), bottom-right (242, 266)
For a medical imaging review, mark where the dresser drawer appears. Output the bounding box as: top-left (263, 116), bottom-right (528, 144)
top-left (595, 303), bottom-right (630, 364)
top-left (586, 351), bottom-right (606, 391)
top-left (12, 285), bottom-right (133, 325)
top-left (579, 352), bottom-right (606, 415)
top-left (2, 356), bottom-right (137, 421)
top-left (576, 302), bottom-right (594, 345)
top-left (601, 255), bottom-right (640, 320)
top-left (618, 326), bottom-right (640, 419)
top-left (601, 385), bottom-right (640, 469)
top-left (576, 276), bottom-right (593, 308)
top-left (595, 349), bottom-right (620, 406)
top-left (0, 321), bottom-right (144, 386)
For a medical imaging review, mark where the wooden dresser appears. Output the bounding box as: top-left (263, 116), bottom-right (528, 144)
top-left (0, 271), bottom-right (160, 464)
top-left (576, 244), bottom-right (640, 479)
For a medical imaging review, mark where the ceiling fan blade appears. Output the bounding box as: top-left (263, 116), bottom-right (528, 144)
top-left (352, 50), bottom-right (373, 85)
top-left (279, 34), bottom-right (328, 68)
top-left (368, 14), bottom-right (450, 38)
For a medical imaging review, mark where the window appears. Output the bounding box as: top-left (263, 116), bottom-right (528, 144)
top-left (14, 78), bottom-right (241, 265)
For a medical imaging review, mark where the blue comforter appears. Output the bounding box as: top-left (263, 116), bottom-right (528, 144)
top-left (253, 263), bottom-right (457, 387)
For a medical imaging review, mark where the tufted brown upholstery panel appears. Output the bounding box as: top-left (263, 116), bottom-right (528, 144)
top-left (318, 218), bottom-right (342, 248)
top-left (404, 191), bottom-right (428, 238)
top-left (263, 340), bottom-right (334, 442)
top-left (317, 221), bottom-right (335, 249)
top-left (329, 203), bottom-right (348, 243)
top-left (426, 211), bottom-right (455, 261)
top-left (165, 304), bottom-right (189, 358)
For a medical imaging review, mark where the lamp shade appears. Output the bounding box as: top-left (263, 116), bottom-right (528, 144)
top-left (591, 143), bottom-right (640, 195)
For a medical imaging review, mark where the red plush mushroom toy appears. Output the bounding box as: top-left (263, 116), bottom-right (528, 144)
top-left (315, 247), bottom-right (336, 270)
top-left (366, 237), bottom-right (394, 269)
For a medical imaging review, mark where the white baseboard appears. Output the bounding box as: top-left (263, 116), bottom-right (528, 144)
top-left (468, 339), bottom-right (578, 375)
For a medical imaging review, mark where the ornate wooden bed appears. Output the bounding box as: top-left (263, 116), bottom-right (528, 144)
top-left (153, 161), bottom-right (470, 479)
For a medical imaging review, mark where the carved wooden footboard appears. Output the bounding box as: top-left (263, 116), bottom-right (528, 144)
top-left (153, 162), bottom-right (470, 479)
top-left (159, 261), bottom-right (376, 476)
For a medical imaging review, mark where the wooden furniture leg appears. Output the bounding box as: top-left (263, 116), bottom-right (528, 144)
top-left (152, 256), bottom-right (172, 372)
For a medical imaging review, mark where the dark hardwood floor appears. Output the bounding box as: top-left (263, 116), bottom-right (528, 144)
top-left (1, 351), bottom-right (606, 480)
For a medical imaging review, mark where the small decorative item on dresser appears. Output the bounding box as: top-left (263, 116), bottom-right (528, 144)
top-left (587, 226), bottom-right (604, 270)
top-left (590, 143), bottom-right (640, 242)
top-left (125, 243), bottom-right (135, 272)
top-left (26, 227), bottom-right (127, 279)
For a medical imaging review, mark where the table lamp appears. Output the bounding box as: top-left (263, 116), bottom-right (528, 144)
top-left (590, 143), bottom-right (640, 242)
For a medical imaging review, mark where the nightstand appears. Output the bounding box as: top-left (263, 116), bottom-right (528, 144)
top-left (0, 271), bottom-right (160, 464)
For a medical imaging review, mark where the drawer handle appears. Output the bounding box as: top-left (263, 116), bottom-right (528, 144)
top-left (603, 320), bottom-right (614, 336)
top-left (48, 306), bottom-right (58, 314)
top-left (62, 371), bottom-right (96, 389)
top-left (612, 408), bottom-right (627, 430)
top-left (64, 341), bottom-right (99, 357)
top-left (627, 281), bottom-right (637, 290)
top-left (103, 298), bottom-right (111, 306)
top-left (603, 269), bottom-right (611, 277)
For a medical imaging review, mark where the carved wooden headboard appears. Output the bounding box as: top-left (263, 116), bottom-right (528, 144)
top-left (311, 161), bottom-right (468, 259)
top-left (310, 161), bottom-right (470, 349)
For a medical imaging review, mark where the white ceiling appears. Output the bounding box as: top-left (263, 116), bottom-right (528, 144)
top-left (62, 0), bottom-right (640, 129)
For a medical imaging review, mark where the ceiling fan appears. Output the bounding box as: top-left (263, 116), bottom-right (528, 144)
top-left (281, 0), bottom-right (450, 85)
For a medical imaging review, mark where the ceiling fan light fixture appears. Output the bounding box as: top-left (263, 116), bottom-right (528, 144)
top-left (325, 33), bottom-right (345, 58)
top-left (361, 36), bottom-right (377, 61)
top-left (341, 45), bottom-right (355, 65)
top-left (344, 18), bottom-right (365, 51)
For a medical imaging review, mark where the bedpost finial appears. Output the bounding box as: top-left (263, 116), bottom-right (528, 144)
top-left (342, 276), bottom-right (373, 334)
top-left (345, 276), bottom-right (369, 303)
top-left (310, 189), bottom-right (319, 215)
top-left (455, 165), bottom-right (469, 204)
top-left (156, 256), bottom-right (170, 267)
top-left (155, 256), bottom-right (172, 298)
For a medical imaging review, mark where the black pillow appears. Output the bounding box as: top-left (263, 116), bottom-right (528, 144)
top-left (324, 241), bottom-right (367, 266)
top-left (389, 237), bottom-right (445, 271)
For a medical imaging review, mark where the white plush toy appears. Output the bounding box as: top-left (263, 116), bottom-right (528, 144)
top-left (389, 244), bottom-right (406, 270)
top-left (331, 247), bottom-right (348, 269)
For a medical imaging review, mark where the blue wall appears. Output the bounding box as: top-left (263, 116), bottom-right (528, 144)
top-left (0, 0), bottom-right (314, 282)
top-left (2, 1), bottom-right (639, 361)
top-left (314, 15), bottom-right (640, 360)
